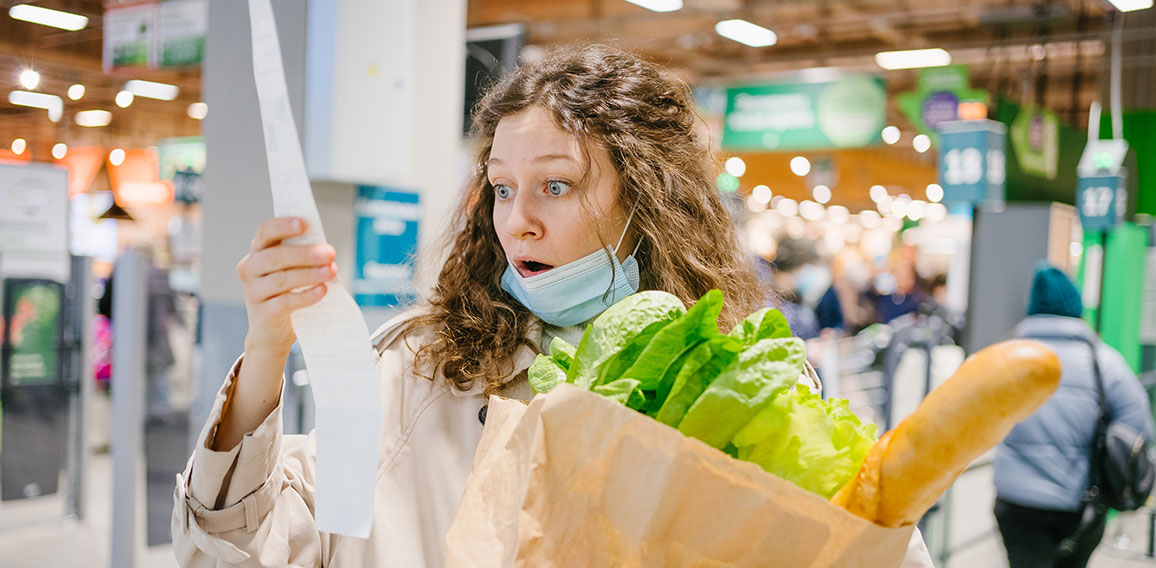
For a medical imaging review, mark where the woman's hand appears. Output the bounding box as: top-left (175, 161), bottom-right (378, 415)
top-left (211, 217), bottom-right (336, 451)
top-left (237, 217), bottom-right (336, 354)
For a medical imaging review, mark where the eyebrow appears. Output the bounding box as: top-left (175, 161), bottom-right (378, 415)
top-left (487, 154), bottom-right (577, 167)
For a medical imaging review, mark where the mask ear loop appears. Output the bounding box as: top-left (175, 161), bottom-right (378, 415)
top-left (613, 208), bottom-right (637, 256)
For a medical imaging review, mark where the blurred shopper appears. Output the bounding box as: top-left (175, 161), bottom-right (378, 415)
top-left (865, 257), bottom-right (924, 325)
top-left (994, 262), bottom-right (1154, 568)
top-left (171, 45), bottom-right (934, 567)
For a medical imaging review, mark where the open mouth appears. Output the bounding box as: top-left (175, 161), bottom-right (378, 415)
top-left (517, 259), bottom-right (554, 277)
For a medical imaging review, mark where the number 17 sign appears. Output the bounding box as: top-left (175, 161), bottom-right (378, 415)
top-left (1077, 175), bottom-right (1127, 231)
top-left (937, 119), bottom-right (1007, 205)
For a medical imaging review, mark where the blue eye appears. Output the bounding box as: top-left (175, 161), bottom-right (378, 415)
top-left (547, 180), bottom-right (571, 196)
top-left (493, 184), bottom-right (513, 199)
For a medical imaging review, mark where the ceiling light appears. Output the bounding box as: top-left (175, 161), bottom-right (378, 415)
top-left (109, 148), bottom-right (126, 166)
top-left (926, 203), bottom-right (949, 223)
top-left (715, 19), bottom-right (777, 48)
top-left (75, 109), bottom-right (112, 127)
top-left (799, 200), bottom-right (825, 221)
top-left (67, 84), bottom-right (85, 100)
top-left (875, 48), bottom-right (952, 70)
top-left (925, 183), bottom-right (944, 203)
top-left (1106, 0), bottom-right (1153, 12)
top-left (752, 185), bottom-right (772, 204)
top-left (869, 185), bottom-right (888, 203)
top-left (125, 79), bottom-right (179, 101)
top-left (724, 156), bottom-right (747, 177)
top-left (907, 200), bottom-right (927, 221)
top-left (623, 0), bottom-right (682, 12)
top-left (19, 69), bottom-right (39, 90)
top-left (881, 125), bottom-right (900, 145)
top-left (9, 90), bottom-right (63, 122)
top-left (115, 90), bottom-right (134, 108)
top-left (858, 210), bottom-right (881, 229)
top-left (51, 143), bottom-right (67, 160)
top-left (912, 134), bottom-right (931, 153)
top-left (187, 101), bottom-right (208, 120)
top-left (775, 198), bottom-right (799, 217)
top-left (745, 195), bottom-right (766, 213)
top-left (789, 156), bottom-right (811, 177)
top-left (8, 4), bottom-right (88, 31)
top-left (890, 199), bottom-right (908, 218)
top-left (11, 138), bottom-right (26, 155)
top-left (827, 205), bottom-right (850, 225)
top-left (812, 184), bottom-right (832, 204)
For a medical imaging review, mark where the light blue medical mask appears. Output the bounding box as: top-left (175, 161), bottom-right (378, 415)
top-left (501, 213), bottom-right (641, 326)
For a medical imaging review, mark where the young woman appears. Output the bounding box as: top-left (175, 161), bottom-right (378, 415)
top-left (172, 44), bottom-right (932, 567)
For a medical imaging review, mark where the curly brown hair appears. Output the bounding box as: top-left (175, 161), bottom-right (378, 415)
top-left (402, 44), bottom-right (764, 395)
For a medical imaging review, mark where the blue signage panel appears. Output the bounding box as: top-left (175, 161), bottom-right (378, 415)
top-left (1077, 175), bottom-right (1127, 231)
top-left (937, 120), bottom-right (1007, 205)
top-left (352, 186), bottom-right (420, 307)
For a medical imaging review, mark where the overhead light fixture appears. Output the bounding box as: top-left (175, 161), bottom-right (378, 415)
top-left (51, 142), bottom-right (67, 160)
top-left (75, 109), bottom-right (112, 127)
top-left (11, 138), bottom-right (26, 155)
top-left (1106, 0), bottom-right (1153, 12)
top-left (109, 148), bottom-right (126, 166)
top-left (9, 90), bottom-right (63, 122)
top-left (812, 185), bottom-right (832, 204)
top-left (874, 48), bottom-right (951, 70)
top-left (715, 19), bottom-right (777, 48)
top-left (124, 79), bottom-right (179, 101)
top-left (752, 185), bottom-right (772, 204)
top-left (869, 184), bottom-right (889, 203)
top-left (912, 134), bottom-right (932, 153)
top-left (925, 183), bottom-right (944, 203)
top-left (187, 101), bottom-right (208, 120)
top-left (19, 69), bottom-right (39, 90)
top-left (623, 0), bottom-right (682, 12)
top-left (789, 156), bottom-right (811, 177)
top-left (775, 198), bottom-right (799, 218)
top-left (67, 84), bottom-right (85, 100)
top-left (881, 125), bottom-right (901, 145)
top-left (115, 90), bottom-right (134, 108)
top-left (99, 201), bottom-right (135, 221)
top-left (8, 4), bottom-right (89, 31)
top-left (724, 156), bottom-right (747, 177)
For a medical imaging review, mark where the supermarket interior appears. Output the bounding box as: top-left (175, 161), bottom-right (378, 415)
top-left (1, 0), bottom-right (1156, 567)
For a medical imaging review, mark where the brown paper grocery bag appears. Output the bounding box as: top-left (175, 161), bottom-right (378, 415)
top-left (445, 384), bottom-right (912, 567)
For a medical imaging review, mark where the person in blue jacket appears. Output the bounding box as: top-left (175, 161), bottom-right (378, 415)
top-left (994, 261), bottom-right (1155, 568)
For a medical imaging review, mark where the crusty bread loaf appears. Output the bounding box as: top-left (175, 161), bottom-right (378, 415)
top-left (832, 339), bottom-right (1062, 527)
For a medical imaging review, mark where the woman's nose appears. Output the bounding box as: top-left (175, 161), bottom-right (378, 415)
top-left (504, 193), bottom-right (541, 240)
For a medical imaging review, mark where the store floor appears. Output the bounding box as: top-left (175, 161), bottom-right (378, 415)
top-left (2, 449), bottom-right (1155, 567)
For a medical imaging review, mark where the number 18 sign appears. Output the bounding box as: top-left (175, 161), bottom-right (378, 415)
top-left (937, 119), bottom-right (1007, 205)
top-left (1077, 175), bottom-right (1127, 231)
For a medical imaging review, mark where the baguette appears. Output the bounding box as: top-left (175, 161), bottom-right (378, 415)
top-left (831, 339), bottom-right (1062, 527)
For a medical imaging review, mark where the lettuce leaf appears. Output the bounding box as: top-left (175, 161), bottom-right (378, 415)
top-left (733, 384), bottom-right (878, 499)
top-left (529, 354), bottom-right (567, 395)
top-left (548, 337), bottom-right (577, 371)
top-left (592, 377), bottom-right (646, 409)
top-left (676, 337), bottom-right (806, 448)
top-left (652, 335), bottom-right (741, 425)
top-left (593, 319), bottom-right (672, 387)
top-left (567, 291), bottom-right (685, 389)
top-left (728, 307), bottom-right (791, 346)
top-left (618, 289), bottom-right (724, 391)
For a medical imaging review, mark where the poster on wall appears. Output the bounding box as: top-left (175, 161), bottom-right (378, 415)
top-left (157, 137), bottom-right (206, 203)
top-left (158, 0), bottom-right (207, 68)
top-left (0, 163), bottom-right (70, 282)
top-left (1, 279), bottom-right (64, 387)
top-left (721, 76), bottom-right (887, 151)
top-left (352, 186), bottom-right (421, 308)
top-left (103, 3), bottom-right (157, 72)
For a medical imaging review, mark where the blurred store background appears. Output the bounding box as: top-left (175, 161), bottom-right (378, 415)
top-left (1, 0), bottom-right (1155, 566)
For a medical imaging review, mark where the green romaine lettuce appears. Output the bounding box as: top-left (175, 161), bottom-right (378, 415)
top-left (592, 377), bottom-right (646, 409)
top-left (728, 307), bottom-right (791, 346)
top-left (619, 289), bottom-right (724, 391)
top-left (733, 384), bottom-right (878, 499)
top-left (676, 337), bottom-right (806, 448)
top-left (652, 335), bottom-right (742, 426)
top-left (529, 354), bottom-right (567, 395)
top-left (548, 337), bottom-right (577, 371)
top-left (567, 291), bottom-right (685, 389)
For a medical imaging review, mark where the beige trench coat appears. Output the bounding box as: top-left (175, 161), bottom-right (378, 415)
top-left (171, 310), bottom-right (934, 567)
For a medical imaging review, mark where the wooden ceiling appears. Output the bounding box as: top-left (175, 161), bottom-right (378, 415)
top-left (0, 0), bottom-right (202, 161)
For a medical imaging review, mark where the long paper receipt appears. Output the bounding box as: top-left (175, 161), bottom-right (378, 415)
top-left (248, 0), bottom-right (381, 539)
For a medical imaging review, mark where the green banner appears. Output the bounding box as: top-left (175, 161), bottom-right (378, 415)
top-left (721, 76), bottom-right (886, 151)
top-left (1010, 105), bottom-right (1060, 180)
top-left (897, 65), bottom-right (988, 138)
top-left (2, 280), bottom-right (63, 386)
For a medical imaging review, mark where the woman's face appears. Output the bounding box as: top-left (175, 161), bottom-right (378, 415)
top-left (489, 106), bottom-right (636, 278)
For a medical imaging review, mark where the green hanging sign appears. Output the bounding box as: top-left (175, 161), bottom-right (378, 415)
top-left (1010, 105), bottom-right (1060, 180)
top-left (721, 76), bottom-right (887, 151)
top-left (897, 65), bottom-right (989, 138)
